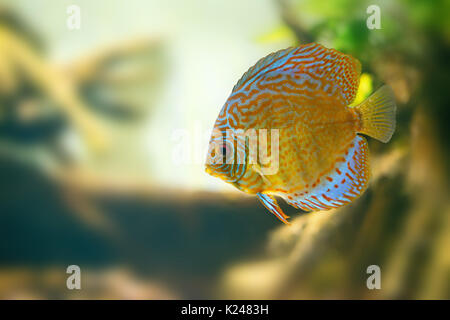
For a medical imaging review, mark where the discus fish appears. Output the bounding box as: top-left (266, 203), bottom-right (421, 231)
top-left (205, 43), bottom-right (396, 224)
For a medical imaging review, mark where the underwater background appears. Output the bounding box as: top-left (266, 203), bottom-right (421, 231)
top-left (0, 0), bottom-right (449, 299)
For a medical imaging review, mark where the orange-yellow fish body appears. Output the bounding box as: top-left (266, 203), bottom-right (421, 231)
top-left (205, 43), bottom-right (396, 224)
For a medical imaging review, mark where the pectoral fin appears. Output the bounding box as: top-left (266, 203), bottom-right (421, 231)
top-left (257, 193), bottom-right (291, 225)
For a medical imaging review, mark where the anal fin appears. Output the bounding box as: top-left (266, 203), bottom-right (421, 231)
top-left (287, 135), bottom-right (370, 211)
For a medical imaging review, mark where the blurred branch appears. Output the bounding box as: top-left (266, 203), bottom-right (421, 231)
top-left (0, 26), bottom-right (109, 152)
top-left (276, 0), bottom-right (314, 43)
top-left (65, 36), bottom-right (161, 85)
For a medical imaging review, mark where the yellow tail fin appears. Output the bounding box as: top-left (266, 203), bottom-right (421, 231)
top-left (355, 85), bottom-right (396, 143)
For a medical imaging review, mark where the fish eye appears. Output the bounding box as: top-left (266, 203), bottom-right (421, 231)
top-left (221, 145), bottom-right (228, 157)
top-left (221, 142), bottom-right (233, 162)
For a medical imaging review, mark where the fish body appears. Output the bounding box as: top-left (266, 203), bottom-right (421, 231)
top-left (205, 43), bottom-right (396, 224)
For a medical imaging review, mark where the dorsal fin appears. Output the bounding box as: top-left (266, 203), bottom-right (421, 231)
top-left (313, 44), bottom-right (361, 104)
top-left (233, 43), bottom-right (361, 105)
top-left (233, 46), bottom-right (298, 91)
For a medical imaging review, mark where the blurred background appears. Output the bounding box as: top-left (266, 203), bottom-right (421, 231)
top-left (0, 0), bottom-right (448, 299)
